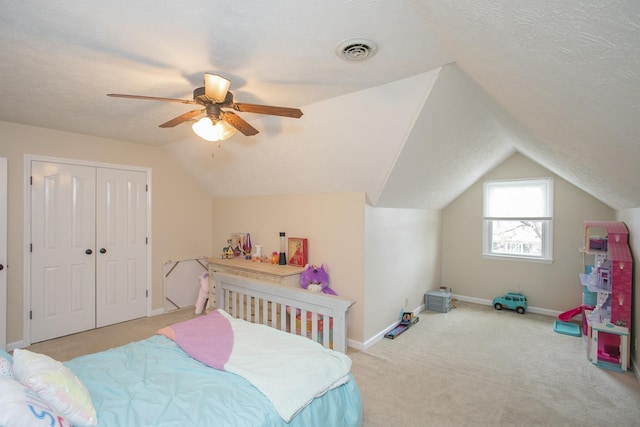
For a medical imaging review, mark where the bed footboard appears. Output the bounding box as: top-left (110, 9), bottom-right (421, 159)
top-left (213, 272), bottom-right (355, 353)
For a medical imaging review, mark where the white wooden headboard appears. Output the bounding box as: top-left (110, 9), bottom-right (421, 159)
top-left (213, 272), bottom-right (355, 353)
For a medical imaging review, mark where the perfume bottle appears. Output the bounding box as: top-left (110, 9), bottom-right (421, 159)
top-left (278, 232), bottom-right (287, 265)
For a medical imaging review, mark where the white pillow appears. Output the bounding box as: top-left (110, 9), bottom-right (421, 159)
top-left (12, 349), bottom-right (97, 426)
top-left (0, 377), bottom-right (73, 427)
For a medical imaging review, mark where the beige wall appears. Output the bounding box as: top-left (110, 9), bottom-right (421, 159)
top-left (364, 206), bottom-right (441, 341)
top-left (442, 152), bottom-right (615, 312)
top-left (617, 208), bottom-right (639, 375)
top-left (0, 121), bottom-right (213, 347)
top-left (211, 192), bottom-right (366, 341)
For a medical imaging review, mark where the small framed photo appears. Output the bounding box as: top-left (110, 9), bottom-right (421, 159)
top-left (401, 312), bottom-right (413, 324)
top-left (288, 238), bottom-right (308, 266)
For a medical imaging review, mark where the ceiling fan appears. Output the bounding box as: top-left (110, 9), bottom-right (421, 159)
top-left (107, 73), bottom-right (303, 141)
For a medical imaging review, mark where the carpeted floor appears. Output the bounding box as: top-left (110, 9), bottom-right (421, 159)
top-left (348, 301), bottom-right (640, 426)
top-left (25, 307), bottom-right (200, 361)
top-left (25, 302), bottom-right (640, 426)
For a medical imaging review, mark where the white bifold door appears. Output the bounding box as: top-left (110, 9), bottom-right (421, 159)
top-left (30, 161), bottom-right (148, 343)
top-left (0, 157), bottom-right (7, 350)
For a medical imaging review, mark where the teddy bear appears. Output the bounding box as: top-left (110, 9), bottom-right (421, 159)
top-left (299, 264), bottom-right (337, 295)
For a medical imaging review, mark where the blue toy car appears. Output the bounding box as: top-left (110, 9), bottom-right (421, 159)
top-left (492, 292), bottom-right (527, 314)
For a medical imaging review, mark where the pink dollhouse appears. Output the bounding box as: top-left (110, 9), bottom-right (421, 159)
top-left (581, 221), bottom-right (633, 371)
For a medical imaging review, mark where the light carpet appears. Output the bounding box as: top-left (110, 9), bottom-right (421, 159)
top-left (348, 301), bottom-right (640, 426)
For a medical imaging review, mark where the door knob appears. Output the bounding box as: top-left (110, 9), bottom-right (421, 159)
top-left (0, 264), bottom-right (4, 271)
top-left (99, 248), bottom-right (107, 254)
top-left (85, 249), bottom-right (93, 255)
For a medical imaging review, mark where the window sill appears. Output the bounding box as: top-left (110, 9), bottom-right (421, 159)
top-left (482, 253), bottom-right (553, 264)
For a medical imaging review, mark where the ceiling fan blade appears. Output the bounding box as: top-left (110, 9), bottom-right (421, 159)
top-left (221, 111), bottom-right (259, 136)
top-left (107, 93), bottom-right (196, 104)
top-left (204, 73), bottom-right (230, 103)
top-left (159, 109), bottom-right (204, 128)
top-left (232, 103), bottom-right (303, 118)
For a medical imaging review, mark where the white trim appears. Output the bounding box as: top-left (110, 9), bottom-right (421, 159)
top-left (482, 253), bottom-right (553, 264)
top-left (452, 294), bottom-right (561, 317)
top-left (349, 304), bottom-right (425, 351)
top-left (22, 154), bottom-right (152, 347)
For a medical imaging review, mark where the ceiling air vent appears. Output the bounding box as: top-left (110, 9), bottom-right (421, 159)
top-left (336, 38), bottom-right (378, 61)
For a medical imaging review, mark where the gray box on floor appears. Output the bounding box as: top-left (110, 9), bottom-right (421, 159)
top-left (425, 291), bottom-right (451, 313)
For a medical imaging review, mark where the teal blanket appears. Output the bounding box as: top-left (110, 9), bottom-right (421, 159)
top-left (65, 335), bottom-right (362, 427)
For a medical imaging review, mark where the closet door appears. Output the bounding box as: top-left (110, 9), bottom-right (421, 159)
top-left (95, 168), bottom-right (147, 327)
top-left (1, 157), bottom-right (7, 350)
top-left (30, 161), bottom-right (96, 343)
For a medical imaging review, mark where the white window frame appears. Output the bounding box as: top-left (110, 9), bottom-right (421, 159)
top-left (483, 178), bottom-right (553, 263)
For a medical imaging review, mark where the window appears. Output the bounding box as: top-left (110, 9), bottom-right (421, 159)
top-left (483, 178), bottom-right (553, 262)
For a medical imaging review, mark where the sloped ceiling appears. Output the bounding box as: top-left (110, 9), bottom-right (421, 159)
top-left (0, 1), bottom-right (638, 210)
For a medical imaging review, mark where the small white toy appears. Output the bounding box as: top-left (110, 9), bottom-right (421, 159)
top-left (194, 273), bottom-right (209, 314)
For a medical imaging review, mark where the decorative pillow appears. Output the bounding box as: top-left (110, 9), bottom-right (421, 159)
top-left (0, 349), bottom-right (13, 379)
top-left (12, 349), bottom-right (97, 426)
top-left (0, 377), bottom-right (73, 427)
top-left (0, 356), bottom-right (12, 378)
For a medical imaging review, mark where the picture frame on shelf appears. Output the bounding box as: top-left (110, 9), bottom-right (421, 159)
top-left (288, 238), bottom-right (308, 266)
top-left (230, 233), bottom-right (246, 258)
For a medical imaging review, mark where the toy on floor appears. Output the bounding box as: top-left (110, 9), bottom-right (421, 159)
top-left (300, 264), bottom-right (337, 295)
top-left (492, 292), bottom-right (527, 314)
top-left (558, 304), bottom-right (593, 322)
top-left (194, 273), bottom-right (209, 314)
top-left (553, 320), bottom-right (581, 337)
top-left (385, 310), bottom-right (419, 339)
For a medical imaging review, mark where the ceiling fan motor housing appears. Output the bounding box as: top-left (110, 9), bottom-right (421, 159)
top-left (205, 103), bottom-right (222, 120)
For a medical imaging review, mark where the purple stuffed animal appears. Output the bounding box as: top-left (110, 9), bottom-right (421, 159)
top-left (300, 264), bottom-right (337, 295)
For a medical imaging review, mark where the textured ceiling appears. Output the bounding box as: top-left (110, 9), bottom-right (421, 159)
top-left (0, 1), bottom-right (639, 210)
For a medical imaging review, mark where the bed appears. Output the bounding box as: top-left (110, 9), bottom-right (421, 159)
top-left (1, 274), bottom-right (361, 427)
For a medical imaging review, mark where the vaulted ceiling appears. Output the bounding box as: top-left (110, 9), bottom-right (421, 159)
top-left (1, 1), bottom-right (638, 210)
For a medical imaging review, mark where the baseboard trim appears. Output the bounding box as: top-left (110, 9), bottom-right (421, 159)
top-left (452, 294), bottom-right (562, 317)
top-left (348, 305), bottom-right (425, 352)
top-left (149, 308), bottom-right (165, 317)
top-left (6, 340), bottom-right (27, 352)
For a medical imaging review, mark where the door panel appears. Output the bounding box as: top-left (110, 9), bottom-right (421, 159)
top-left (96, 168), bottom-right (147, 327)
top-left (1, 157), bottom-right (7, 350)
top-left (31, 161), bottom-right (96, 343)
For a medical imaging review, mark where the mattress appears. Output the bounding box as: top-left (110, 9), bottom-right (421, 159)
top-left (64, 335), bottom-right (362, 427)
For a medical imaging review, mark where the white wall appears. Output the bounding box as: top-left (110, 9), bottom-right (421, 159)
top-left (442, 152), bottom-right (615, 312)
top-left (364, 206), bottom-right (441, 342)
top-left (0, 121), bottom-right (213, 347)
top-left (211, 192), bottom-right (366, 342)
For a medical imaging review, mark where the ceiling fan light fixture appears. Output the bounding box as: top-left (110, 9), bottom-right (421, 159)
top-left (204, 73), bottom-right (230, 103)
top-left (192, 117), bottom-right (236, 142)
